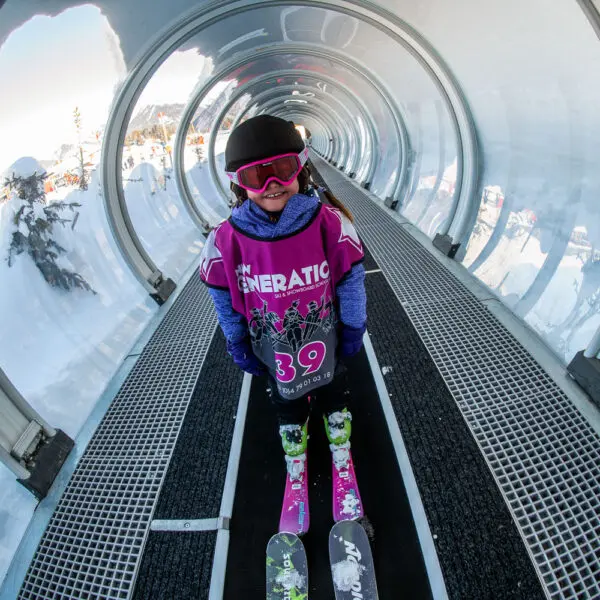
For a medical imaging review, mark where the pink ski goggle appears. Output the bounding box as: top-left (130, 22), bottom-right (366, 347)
top-left (226, 147), bottom-right (309, 194)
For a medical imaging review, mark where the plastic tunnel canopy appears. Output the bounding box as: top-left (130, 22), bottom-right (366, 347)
top-left (110, 0), bottom-right (600, 365)
top-left (1, 0), bottom-right (600, 589)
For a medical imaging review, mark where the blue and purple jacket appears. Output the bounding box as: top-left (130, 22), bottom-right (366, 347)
top-left (199, 190), bottom-right (366, 398)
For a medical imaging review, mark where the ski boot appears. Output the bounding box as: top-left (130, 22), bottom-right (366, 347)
top-left (324, 409), bottom-right (364, 521)
top-left (278, 421), bottom-right (310, 535)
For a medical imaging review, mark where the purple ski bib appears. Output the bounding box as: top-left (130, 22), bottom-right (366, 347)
top-left (200, 204), bottom-right (363, 399)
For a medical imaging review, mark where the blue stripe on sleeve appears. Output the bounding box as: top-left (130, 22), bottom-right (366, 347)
top-left (335, 263), bottom-right (366, 328)
top-left (208, 287), bottom-right (248, 342)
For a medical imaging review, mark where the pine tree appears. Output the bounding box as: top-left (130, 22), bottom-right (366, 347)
top-left (73, 107), bottom-right (88, 191)
top-left (5, 171), bottom-right (95, 293)
top-left (194, 143), bottom-right (204, 164)
top-left (191, 135), bottom-right (204, 165)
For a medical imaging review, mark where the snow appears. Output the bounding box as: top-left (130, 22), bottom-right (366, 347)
top-left (32, 200), bottom-right (47, 222)
top-left (2, 157), bottom-right (46, 179)
top-left (381, 365), bottom-right (393, 375)
top-left (0, 143), bottom-right (210, 586)
top-left (326, 410), bottom-right (352, 443)
top-left (460, 194), bottom-right (600, 362)
top-left (327, 410), bottom-right (352, 426)
top-left (17, 218), bottom-right (29, 236)
top-left (275, 568), bottom-right (306, 590)
top-left (330, 442), bottom-right (351, 470)
top-left (181, 131), bottom-right (232, 224)
top-left (331, 558), bottom-right (365, 592)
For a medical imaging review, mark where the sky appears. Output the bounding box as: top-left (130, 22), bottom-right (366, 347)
top-left (0, 4), bottom-right (212, 174)
top-left (0, 5), bottom-right (126, 172)
top-left (133, 49), bottom-right (209, 113)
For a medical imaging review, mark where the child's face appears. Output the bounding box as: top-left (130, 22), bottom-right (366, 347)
top-left (247, 177), bottom-right (299, 212)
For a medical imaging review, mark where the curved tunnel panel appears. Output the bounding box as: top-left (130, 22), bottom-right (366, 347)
top-left (1, 0), bottom-right (600, 595)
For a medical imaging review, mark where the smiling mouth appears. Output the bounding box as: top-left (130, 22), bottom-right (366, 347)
top-left (264, 191), bottom-right (286, 199)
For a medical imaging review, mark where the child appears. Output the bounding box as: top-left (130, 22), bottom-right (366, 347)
top-left (199, 115), bottom-right (367, 530)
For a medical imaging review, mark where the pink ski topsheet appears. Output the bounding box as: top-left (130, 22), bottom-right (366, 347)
top-left (279, 455), bottom-right (310, 536)
top-left (332, 445), bottom-right (363, 522)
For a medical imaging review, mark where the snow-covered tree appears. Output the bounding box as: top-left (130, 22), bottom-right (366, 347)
top-left (73, 106), bottom-right (88, 191)
top-left (190, 134), bottom-right (204, 165)
top-left (4, 159), bottom-right (94, 293)
top-left (194, 144), bottom-right (204, 164)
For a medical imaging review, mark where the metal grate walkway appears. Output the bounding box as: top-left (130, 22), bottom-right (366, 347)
top-left (18, 276), bottom-right (217, 599)
top-left (311, 154), bottom-right (600, 600)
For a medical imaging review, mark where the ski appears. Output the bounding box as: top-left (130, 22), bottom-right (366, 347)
top-left (329, 520), bottom-right (378, 599)
top-left (266, 532), bottom-right (309, 599)
top-left (331, 443), bottom-right (364, 522)
top-left (279, 453), bottom-right (310, 535)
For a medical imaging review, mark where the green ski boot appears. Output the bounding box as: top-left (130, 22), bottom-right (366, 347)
top-left (279, 421), bottom-right (308, 457)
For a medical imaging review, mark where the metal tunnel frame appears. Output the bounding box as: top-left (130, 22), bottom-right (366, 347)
top-left (283, 109), bottom-right (337, 160)
top-left (173, 42), bottom-right (409, 218)
top-left (213, 85), bottom-right (356, 180)
top-left (213, 44), bottom-right (411, 199)
top-left (225, 69), bottom-right (379, 174)
top-left (206, 84), bottom-right (367, 199)
top-left (174, 43), bottom-right (400, 218)
top-left (0, 368), bottom-right (57, 480)
top-left (105, 0), bottom-right (478, 292)
top-left (241, 94), bottom-right (353, 172)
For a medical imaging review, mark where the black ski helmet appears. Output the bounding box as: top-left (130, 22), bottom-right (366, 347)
top-left (225, 115), bottom-right (305, 172)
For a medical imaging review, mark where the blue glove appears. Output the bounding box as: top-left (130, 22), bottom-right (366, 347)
top-left (226, 337), bottom-right (265, 376)
top-left (339, 323), bottom-right (367, 357)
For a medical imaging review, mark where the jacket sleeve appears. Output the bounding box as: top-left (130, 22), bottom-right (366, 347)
top-left (335, 263), bottom-right (367, 328)
top-left (207, 287), bottom-right (248, 343)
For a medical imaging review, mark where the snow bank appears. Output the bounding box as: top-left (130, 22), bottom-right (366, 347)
top-left (2, 157), bottom-right (46, 179)
top-left (0, 148), bottom-right (208, 586)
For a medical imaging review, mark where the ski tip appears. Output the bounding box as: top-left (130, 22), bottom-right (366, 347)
top-left (278, 527), bottom-right (309, 538)
top-left (329, 519), bottom-right (371, 547)
top-left (329, 520), bottom-right (379, 599)
top-left (268, 531), bottom-right (302, 547)
top-left (330, 519), bottom-right (366, 535)
top-left (267, 532), bottom-right (309, 600)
